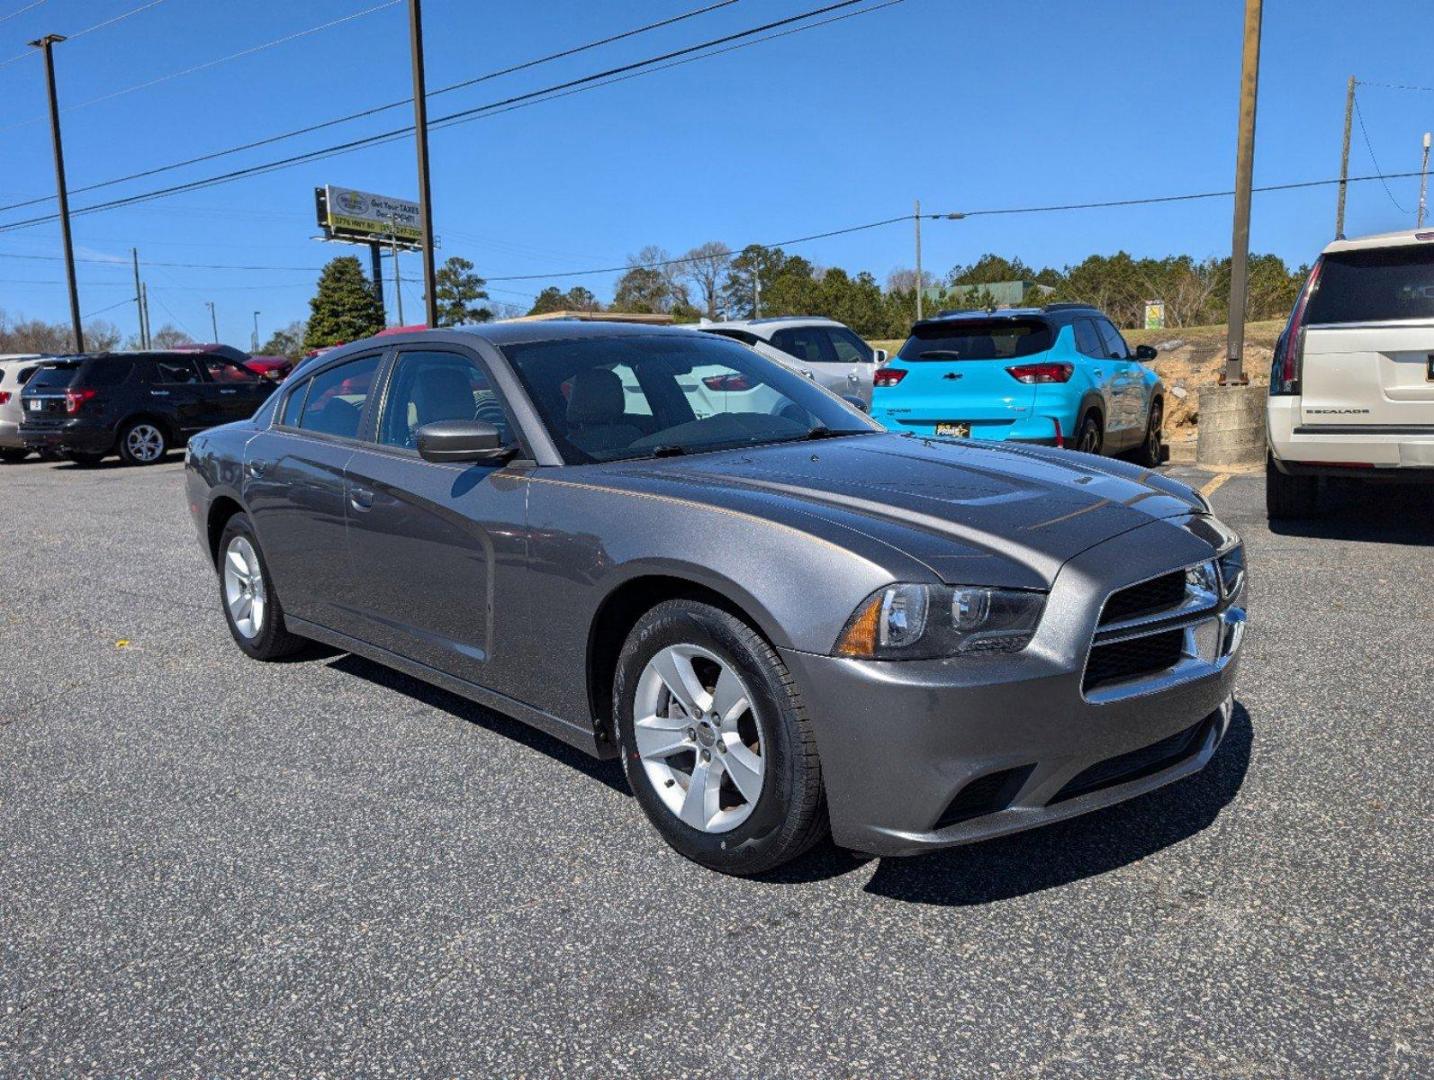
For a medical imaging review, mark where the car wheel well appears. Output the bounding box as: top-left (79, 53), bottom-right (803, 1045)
top-left (586, 575), bottom-right (759, 745)
top-left (206, 496), bottom-right (245, 564)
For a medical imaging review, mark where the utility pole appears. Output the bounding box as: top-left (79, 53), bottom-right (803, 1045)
top-left (131, 248), bottom-right (146, 348)
top-left (1419, 132), bottom-right (1431, 229)
top-left (1335, 75), bottom-right (1355, 239)
top-left (30, 34), bottom-right (83, 354)
top-left (206, 301), bottom-right (218, 344)
top-left (752, 264), bottom-right (761, 319)
top-left (391, 220), bottom-right (405, 325)
top-left (914, 199), bottom-right (924, 322)
top-left (1224, 0), bottom-right (1262, 387)
top-left (141, 284), bottom-right (152, 347)
top-left (407, 0), bottom-right (438, 327)
top-left (252, 311), bottom-right (260, 353)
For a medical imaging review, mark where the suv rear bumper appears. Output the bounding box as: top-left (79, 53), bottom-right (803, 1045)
top-left (1267, 396), bottom-right (1434, 476)
top-left (0, 418), bottom-right (22, 449)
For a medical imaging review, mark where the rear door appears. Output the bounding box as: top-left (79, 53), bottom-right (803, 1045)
top-left (822, 324), bottom-right (878, 404)
top-left (18, 362), bottom-right (78, 425)
top-left (1300, 243), bottom-right (1434, 429)
top-left (1094, 318), bottom-right (1143, 443)
top-left (767, 326), bottom-right (850, 396)
top-left (1073, 318), bottom-right (1121, 432)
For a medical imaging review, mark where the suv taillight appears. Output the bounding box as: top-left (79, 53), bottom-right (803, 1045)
top-left (0, 391), bottom-right (9, 405)
top-left (873, 367), bottom-right (907, 387)
top-left (1272, 258), bottom-right (1322, 395)
top-left (701, 373), bottom-right (753, 392)
top-left (65, 387), bottom-right (98, 414)
top-left (1006, 362), bottom-right (1073, 384)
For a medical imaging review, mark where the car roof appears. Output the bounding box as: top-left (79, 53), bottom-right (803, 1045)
top-left (701, 316), bottom-right (843, 333)
top-left (914, 304), bottom-right (1099, 332)
top-left (1323, 228), bottom-right (1434, 254)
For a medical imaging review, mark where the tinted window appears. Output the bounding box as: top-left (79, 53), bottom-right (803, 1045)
top-left (203, 357), bottom-right (260, 383)
top-left (1306, 246), bottom-right (1434, 323)
top-left (279, 380), bottom-right (309, 427)
top-left (1073, 318), bottom-right (1104, 358)
top-left (827, 326), bottom-right (873, 364)
top-left (153, 357), bottom-right (203, 384)
top-left (898, 318), bottom-right (1054, 361)
top-left (25, 364), bottom-right (79, 391)
top-left (770, 327), bottom-right (835, 364)
top-left (1095, 320), bottom-right (1130, 359)
top-left (378, 351), bottom-right (512, 449)
top-left (297, 355), bottom-right (380, 440)
top-left (503, 332), bottom-right (874, 465)
top-left (18, 366), bottom-right (39, 384)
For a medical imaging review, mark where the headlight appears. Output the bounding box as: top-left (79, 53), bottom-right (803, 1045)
top-left (1217, 543), bottom-right (1246, 599)
top-left (835, 583), bottom-right (1046, 659)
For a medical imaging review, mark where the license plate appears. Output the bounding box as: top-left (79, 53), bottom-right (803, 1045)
top-left (935, 422), bottom-right (970, 438)
top-left (28, 399), bottom-right (41, 412)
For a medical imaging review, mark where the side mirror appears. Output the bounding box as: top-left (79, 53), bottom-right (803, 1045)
top-left (416, 419), bottom-right (511, 464)
top-left (872, 349), bottom-right (889, 365)
top-left (1134, 344), bottom-right (1158, 362)
top-left (841, 394), bottom-right (870, 413)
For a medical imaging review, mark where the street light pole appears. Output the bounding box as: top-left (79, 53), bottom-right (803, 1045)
top-left (1419, 132), bottom-right (1431, 229)
top-left (1224, 0), bottom-right (1263, 387)
top-left (914, 199), bottom-right (923, 323)
top-left (407, 0), bottom-right (438, 328)
top-left (206, 301), bottom-right (218, 344)
top-left (391, 218), bottom-right (405, 325)
top-left (30, 33), bottom-right (83, 354)
top-left (252, 311), bottom-right (261, 353)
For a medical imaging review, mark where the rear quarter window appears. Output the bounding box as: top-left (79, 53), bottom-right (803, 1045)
top-left (898, 318), bottom-right (1054, 361)
top-left (1307, 245), bottom-right (1434, 323)
top-left (77, 359), bottom-right (134, 386)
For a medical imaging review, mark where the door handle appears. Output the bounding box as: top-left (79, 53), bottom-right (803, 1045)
top-left (350, 486), bottom-right (374, 512)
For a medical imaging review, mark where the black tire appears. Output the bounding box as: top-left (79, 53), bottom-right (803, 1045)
top-left (1132, 399), bottom-right (1164, 467)
top-left (65, 451), bottom-right (106, 467)
top-left (216, 513), bottom-right (307, 660)
top-left (117, 418), bottom-right (168, 466)
top-left (0, 448), bottom-right (29, 463)
top-left (1265, 453), bottom-right (1321, 519)
top-left (614, 599), bottom-right (827, 876)
top-left (1074, 411), bottom-right (1103, 456)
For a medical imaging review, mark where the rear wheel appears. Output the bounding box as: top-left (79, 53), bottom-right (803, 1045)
top-left (1074, 411), bottom-right (1103, 456)
top-left (217, 513), bottom-right (306, 660)
top-left (614, 599), bottom-right (827, 876)
top-left (118, 419), bottom-right (167, 465)
top-left (1132, 399), bottom-right (1164, 467)
top-left (0, 448), bottom-right (28, 463)
top-left (1266, 453), bottom-right (1322, 519)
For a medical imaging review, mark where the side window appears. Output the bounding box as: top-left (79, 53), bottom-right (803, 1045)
top-left (770, 327), bottom-right (835, 364)
top-left (377, 350), bottom-right (512, 449)
top-left (18, 366), bottom-right (39, 384)
top-left (1096, 320), bottom-right (1130, 360)
top-left (826, 327), bottom-right (873, 364)
top-left (153, 357), bottom-right (203, 384)
top-left (1073, 319), bottom-right (1104, 359)
top-left (298, 355), bottom-right (381, 440)
top-left (279, 380), bottom-right (309, 427)
top-left (203, 357), bottom-right (260, 383)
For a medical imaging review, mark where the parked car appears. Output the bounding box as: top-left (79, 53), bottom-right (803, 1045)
top-left (20, 350), bottom-right (274, 466)
top-left (698, 316), bottom-right (883, 405)
top-left (187, 323), bottom-right (1245, 876)
top-left (1267, 228), bottom-right (1434, 518)
top-left (243, 355), bottom-right (295, 381)
top-left (870, 304), bottom-right (1165, 465)
top-left (0, 354), bottom-right (50, 462)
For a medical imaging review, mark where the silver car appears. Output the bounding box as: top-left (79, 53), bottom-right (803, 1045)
top-left (0, 355), bottom-right (50, 462)
top-left (186, 323), bottom-right (1245, 876)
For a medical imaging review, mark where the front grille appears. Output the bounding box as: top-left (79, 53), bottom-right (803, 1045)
top-left (1083, 628), bottom-right (1184, 692)
top-left (932, 765), bottom-right (1033, 830)
top-left (1050, 717), bottom-right (1213, 804)
top-left (1099, 570), bottom-right (1186, 625)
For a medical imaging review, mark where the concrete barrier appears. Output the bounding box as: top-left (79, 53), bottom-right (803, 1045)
top-left (1196, 383), bottom-right (1266, 467)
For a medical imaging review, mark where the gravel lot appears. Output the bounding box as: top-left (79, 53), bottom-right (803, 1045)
top-left (2, 454), bottom-right (1430, 1078)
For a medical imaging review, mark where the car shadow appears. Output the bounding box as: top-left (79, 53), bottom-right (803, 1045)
top-left (324, 651), bottom-right (629, 795)
top-left (1268, 481), bottom-right (1434, 546)
top-left (761, 703), bottom-right (1254, 900)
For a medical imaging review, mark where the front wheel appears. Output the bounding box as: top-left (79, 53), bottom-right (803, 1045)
top-left (217, 513), bottom-right (307, 660)
top-left (118, 419), bottom-right (167, 465)
top-left (614, 599), bottom-right (827, 876)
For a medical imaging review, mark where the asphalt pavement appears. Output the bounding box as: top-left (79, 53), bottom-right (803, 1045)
top-left (1, 454), bottom-right (1430, 1078)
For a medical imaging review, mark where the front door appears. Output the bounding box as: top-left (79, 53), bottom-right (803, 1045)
top-left (342, 347), bottom-right (529, 690)
top-left (199, 354), bottom-right (274, 424)
top-left (148, 355), bottom-right (215, 436)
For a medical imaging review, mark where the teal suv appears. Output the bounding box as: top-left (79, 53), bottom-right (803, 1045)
top-left (870, 304), bottom-right (1165, 465)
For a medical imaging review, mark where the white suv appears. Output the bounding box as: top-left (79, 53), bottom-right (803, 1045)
top-left (698, 316), bottom-right (884, 406)
top-left (1266, 229), bottom-right (1434, 517)
top-left (0, 354), bottom-right (49, 463)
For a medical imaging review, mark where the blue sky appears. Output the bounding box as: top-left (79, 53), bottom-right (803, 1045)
top-left (1, 0), bottom-right (1432, 346)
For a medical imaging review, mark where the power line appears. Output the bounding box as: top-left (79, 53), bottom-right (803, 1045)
top-left (1352, 93), bottom-right (1410, 213)
top-left (0, 0), bottom-right (747, 213)
top-left (0, 0), bottom-right (167, 69)
top-left (0, 1), bottom-right (402, 131)
top-left (0, 1), bottom-right (47, 26)
top-left (1355, 80), bottom-right (1434, 94)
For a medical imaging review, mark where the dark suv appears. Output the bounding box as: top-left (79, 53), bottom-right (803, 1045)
top-left (19, 351), bottom-right (274, 466)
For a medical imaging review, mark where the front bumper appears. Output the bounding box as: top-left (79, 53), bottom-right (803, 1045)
top-left (781, 518), bottom-right (1245, 857)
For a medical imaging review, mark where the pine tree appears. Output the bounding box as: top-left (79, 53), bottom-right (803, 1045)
top-left (304, 257), bottom-right (384, 350)
top-left (434, 256), bottom-right (493, 326)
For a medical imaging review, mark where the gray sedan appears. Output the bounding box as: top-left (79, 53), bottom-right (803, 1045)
top-left (185, 322), bottom-right (1245, 875)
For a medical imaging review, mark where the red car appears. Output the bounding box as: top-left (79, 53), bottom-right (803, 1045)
top-left (242, 355), bottom-right (294, 381)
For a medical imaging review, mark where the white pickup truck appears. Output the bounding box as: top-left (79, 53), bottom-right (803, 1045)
top-left (1266, 229), bottom-right (1434, 517)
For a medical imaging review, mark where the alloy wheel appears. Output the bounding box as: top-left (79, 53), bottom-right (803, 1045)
top-left (633, 643), bottom-right (765, 833)
top-left (126, 424), bottom-right (165, 463)
top-left (223, 536), bottom-right (267, 639)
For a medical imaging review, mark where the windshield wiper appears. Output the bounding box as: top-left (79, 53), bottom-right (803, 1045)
top-left (647, 444), bottom-right (687, 458)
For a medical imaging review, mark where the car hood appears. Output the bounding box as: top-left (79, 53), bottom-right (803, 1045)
top-left (594, 433), bottom-right (1208, 589)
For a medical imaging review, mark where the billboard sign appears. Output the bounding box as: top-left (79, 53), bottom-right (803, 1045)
top-left (316, 185), bottom-right (423, 245)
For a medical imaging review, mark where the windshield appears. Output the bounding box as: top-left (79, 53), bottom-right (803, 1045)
top-left (502, 332), bottom-right (878, 464)
top-left (897, 317), bottom-right (1054, 361)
